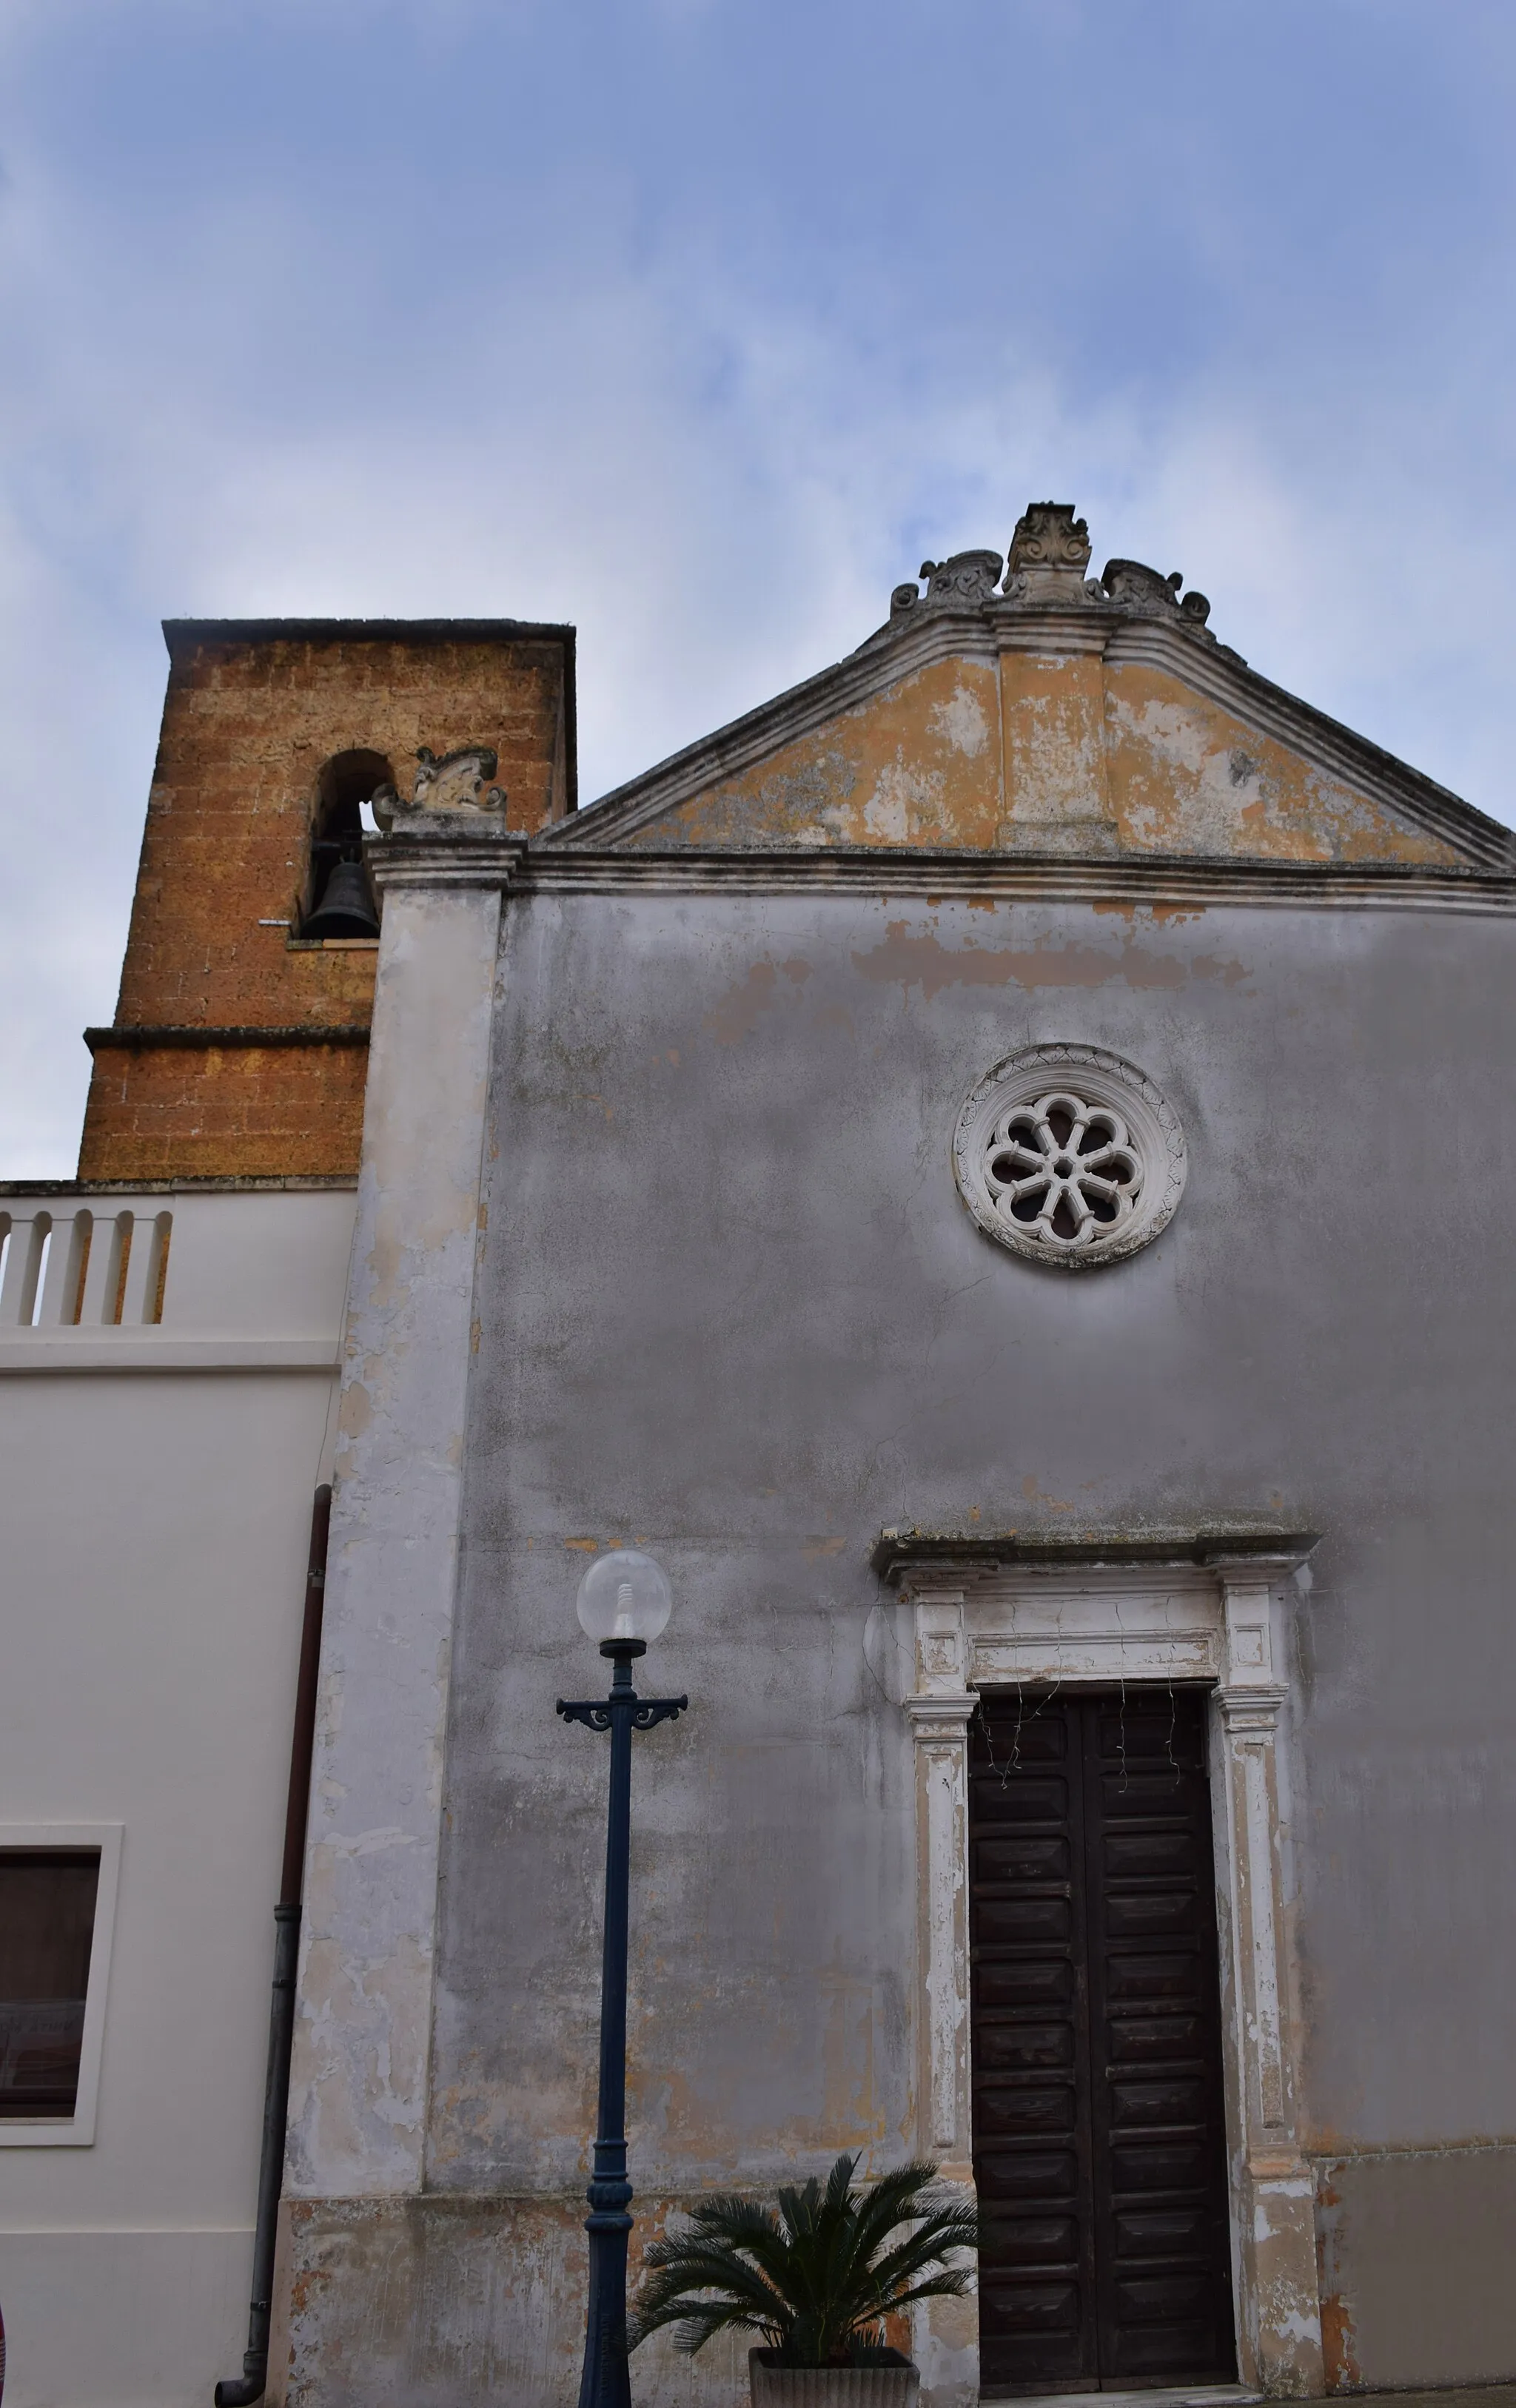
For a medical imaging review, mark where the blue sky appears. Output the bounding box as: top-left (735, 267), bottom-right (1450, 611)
top-left (3, 0), bottom-right (1514, 1168)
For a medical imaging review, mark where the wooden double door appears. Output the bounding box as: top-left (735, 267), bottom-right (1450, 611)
top-left (969, 1687), bottom-right (1236, 2394)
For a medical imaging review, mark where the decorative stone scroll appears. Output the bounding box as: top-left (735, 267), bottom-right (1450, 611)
top-left (1007, 500), bottom-right (1092, 576)
top-left (917, 551), bottom-right (1004, 608)
top-left (877, 502), bottom-right (1223, 639)
top-left (372, 744), bottom-right (507, 828)
top-left (953, 1043), bottom-right (1187, 1271)
top-left (1103, 556), bottom-right (1214, 633)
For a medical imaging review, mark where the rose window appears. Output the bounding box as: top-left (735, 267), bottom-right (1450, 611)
top-left (985, 1090), bottom-right (1141, 1248)
top-left (953, 1044), bottom-right (1187, 1269)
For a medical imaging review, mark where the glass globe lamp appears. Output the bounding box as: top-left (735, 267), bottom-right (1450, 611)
top-left (576, 1549), bottom-right (673, 1657)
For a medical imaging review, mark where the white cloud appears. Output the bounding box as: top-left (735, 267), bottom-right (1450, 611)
top-left (3, 2), bottom-right (1515, 1168)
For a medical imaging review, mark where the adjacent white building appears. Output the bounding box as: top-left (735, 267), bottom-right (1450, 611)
top-left (0, 1184), bottom-right (354, 2405)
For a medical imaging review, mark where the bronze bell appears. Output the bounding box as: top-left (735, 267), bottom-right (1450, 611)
top-left (303, 852), bottom-right (380, 941)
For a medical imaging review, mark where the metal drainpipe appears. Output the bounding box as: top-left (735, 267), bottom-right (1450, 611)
top-left (215, 1484), bottom-right (332, 2408)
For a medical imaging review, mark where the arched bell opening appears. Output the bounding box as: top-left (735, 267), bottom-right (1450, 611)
top-left (301, 750), bottom-right (389, 939)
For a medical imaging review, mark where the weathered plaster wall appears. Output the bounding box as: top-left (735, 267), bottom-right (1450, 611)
top-left (1100, 665), bottom-right (1449, 862)
top-left (626, 650), bottom-right (1463, 864)
top-left (281, 2193), bottom-right (751, 2407)
top-left (1315, 2148), bottom-right (1516, 2389)
top-left (393, 885), bottom-right (1516, 2398)
top-left (285, 874), bottom-right (505, 2207)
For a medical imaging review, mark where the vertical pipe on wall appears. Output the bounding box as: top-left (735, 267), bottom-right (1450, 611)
top-left (214, 1485), bottom-right (332, 2408)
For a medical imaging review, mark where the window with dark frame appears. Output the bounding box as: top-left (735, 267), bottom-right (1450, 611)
top-left (0, 1849), bottom-right (101, 2117)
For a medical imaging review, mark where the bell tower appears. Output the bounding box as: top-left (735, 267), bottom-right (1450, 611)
top-left (78, 616), bottom-right (576, 1181)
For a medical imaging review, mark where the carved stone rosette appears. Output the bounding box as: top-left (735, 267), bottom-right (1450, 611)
top-left (953, 1043), bottom-right (1187, 1271)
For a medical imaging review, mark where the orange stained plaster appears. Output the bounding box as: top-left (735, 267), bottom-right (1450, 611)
top-left (622, 645), bottom-right (1459, 867)
top-left (1102, 662), bottom-right (1461, 864)
top-left (849, 920), bottom-right (1247, 1000)
top-left (999, 649), bottom-right (1111, 836)
top-left (634, 655), bottom-right (1003, 852)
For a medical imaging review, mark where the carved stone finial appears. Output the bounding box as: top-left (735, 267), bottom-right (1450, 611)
top-left (999, 503), bottom-right (1103, 608)
top-left (877, 509), bottom-right (1223, 645)
top-left (1007, 502), bottom-right (1091, 577)
top-left (1101, 559), bottom-right (1217, 643)
top-left (919, 550), bottom-right (1004, 608)
top-left (1101, 560), bottom-right (1180, 613)
top-left (409, 744), bottom-right (501, 812)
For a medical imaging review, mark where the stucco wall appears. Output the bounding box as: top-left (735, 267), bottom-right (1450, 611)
top-left (0, 1184), bottom-right (354, 2408)
top-left (426, 884), bottom-right (1516, 2393)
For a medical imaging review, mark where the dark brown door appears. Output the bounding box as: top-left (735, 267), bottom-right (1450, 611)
top-left (970, 1687), bottom-right (1235, 2394)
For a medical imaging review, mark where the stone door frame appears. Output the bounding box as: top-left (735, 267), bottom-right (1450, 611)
top-left (876, 1535), bottom-right (1325, 2401)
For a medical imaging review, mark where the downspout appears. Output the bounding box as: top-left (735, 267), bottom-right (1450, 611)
top-left (215, 1484), bottom-right (331, 2408)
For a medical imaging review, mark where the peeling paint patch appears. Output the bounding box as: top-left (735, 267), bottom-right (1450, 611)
top-left (1104, 666), bottom-right (1462, 864)
top-left (928, 682), bottom-right (990, 759)
top-left (862, 756), bottom-right (947, 844)
top-left (849, 919), bottom-right (1247, 998)
top-left (631, 656), bottom-right (1002, 853)
top-left (705, 961), bottom-right (780, 1044)
top-left (1315, 2167), bottom-right (1364, 2392)
top-left (281, 2193), bottom-right (756, 2408)
top-left (614, 641), bottom-right (1466, 868)
top-left (1000, 650), bottom-right (1111, 836)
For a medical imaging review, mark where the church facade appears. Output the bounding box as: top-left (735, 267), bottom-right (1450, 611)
top-left (4, 506), bottom-right (1516, 2407)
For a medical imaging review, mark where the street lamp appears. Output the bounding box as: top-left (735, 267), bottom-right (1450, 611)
top-left (557, 1551), bottom-right (688, 2408)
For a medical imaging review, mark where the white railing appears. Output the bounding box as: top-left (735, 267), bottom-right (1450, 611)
top-left (0, 1185), bottom-right (357, 1368)
top-left (0, 1203), bottom-right (172, 1329)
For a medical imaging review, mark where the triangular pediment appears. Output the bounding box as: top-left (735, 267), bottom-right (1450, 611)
top-left (549, 509), bottom-right (1513, 876)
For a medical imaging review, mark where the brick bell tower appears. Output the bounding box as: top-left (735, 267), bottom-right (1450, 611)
top-left (78, 616), bottom-right (576, 1181)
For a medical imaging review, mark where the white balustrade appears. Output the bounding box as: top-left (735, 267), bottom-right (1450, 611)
top-left (0, 1184), bottom-right (356, 1368)
top-left (0, 1203), bottom-right (172, 1329)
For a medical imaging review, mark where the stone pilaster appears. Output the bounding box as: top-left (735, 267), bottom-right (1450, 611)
top-left (1215, 1561), bottom-right (1325, 2398)
top-left (283, 818), bottom-right (523, 2211)
top-left (905, 1592), bottom-right (979, 2408)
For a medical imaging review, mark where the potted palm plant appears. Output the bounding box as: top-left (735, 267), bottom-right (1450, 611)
top-left (628, 2152), bottom-right (977, 2404)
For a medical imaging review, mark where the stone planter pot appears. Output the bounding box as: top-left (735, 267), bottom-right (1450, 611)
top-left (748, 2348), bottom-right (919, 2406)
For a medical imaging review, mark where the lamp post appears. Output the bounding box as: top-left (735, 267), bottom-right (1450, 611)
top-left (557, 1550), bottom-right (688, 2408)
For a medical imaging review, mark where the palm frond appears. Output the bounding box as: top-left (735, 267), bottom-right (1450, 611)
top-left (632, 2247), bottom-right (787, 2322)
top-left (866, 2201), bottom-right (981, 2307)
top-left (629, 2152), bottom-right (981, 2365)
top-left (882, 2268), bottom-right (977, 2310)
top-left (628, 2288), bottom-right (784, 2354)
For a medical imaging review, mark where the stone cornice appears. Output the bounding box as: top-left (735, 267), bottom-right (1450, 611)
top-left (904, 1692), bottom-right (979, 1733)
top-left (548, 598), bottom-right (1515, 872)
top-left (0, 1177), bottom-right (358, 1196)
top-left (871, 1525), bottom-right (1320, 1584)
top-left (516, 844), bottom-right (1516, 912)
top-left (163, 614), bottom-right (575, 656)
top-left (366, 821), bottom-right (529, 892)
top-left (0, 1333), bottom-right (340, 1375)
top-left (84, 1023), bottom-right (369, 1052)
top-left (1101, 619), bottom-right (1513, 870)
